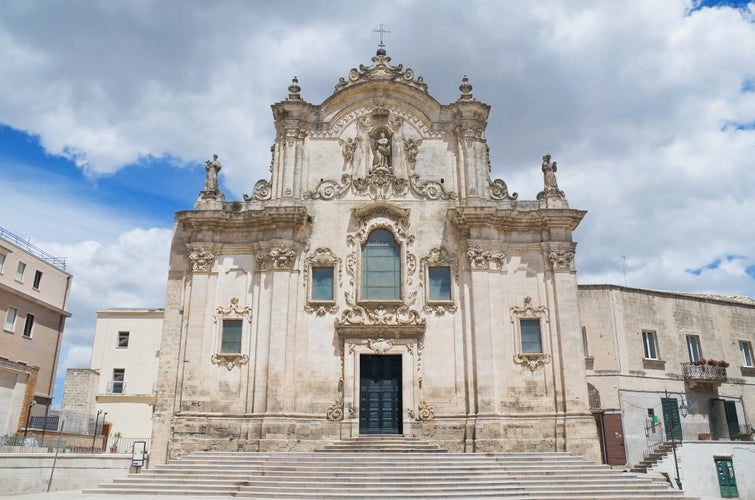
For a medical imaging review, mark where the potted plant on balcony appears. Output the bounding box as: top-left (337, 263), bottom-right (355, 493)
top-left (693, 358), bottom-right (707, 366)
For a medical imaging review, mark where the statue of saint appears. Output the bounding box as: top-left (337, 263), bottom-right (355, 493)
top-left (372, 131), bottom-right (391, 171)
top-left (542, 154), bottom-right (558, 191)
top-left (205, 154), bottom-right (221, 192)
top-left (339, 137), bottom-right (359, 171)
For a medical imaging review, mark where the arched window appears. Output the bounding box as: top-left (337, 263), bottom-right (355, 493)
top-left (362, 228), bottom-right (401, 300)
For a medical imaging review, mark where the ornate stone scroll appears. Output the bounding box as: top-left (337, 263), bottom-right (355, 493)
top-left (336, 303), bottom-right (424, 328)
top-left (417, 401), bottom-right (436, 421)
top-left (188, 247), bottom-right (215, 273)
top-left (308, 173), bottom-right (455, 202)
top-left (333, 52), bottom-right (428, 95)
top-left (367, 338), bottom-right (394, 354)
top-left (489, 178), bottom-right (518, 201)
top-left (513, 352), bottom-right (552, 372)
top-left (244, 179), bottom-right (272, 201)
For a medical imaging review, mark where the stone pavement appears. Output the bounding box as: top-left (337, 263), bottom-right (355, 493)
top-left (1, 492), bottom-right (228, 500)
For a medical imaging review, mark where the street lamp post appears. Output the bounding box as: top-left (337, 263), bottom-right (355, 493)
top-left (23, 400), bottom-right (36, 443)
top-left (90, 409), bottom-right (102, 453)
top-left (665, 388), bottom-right (689, 490)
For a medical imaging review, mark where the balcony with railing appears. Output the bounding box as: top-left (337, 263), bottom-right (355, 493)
top-left (682, 361), bottom-right (728, 389)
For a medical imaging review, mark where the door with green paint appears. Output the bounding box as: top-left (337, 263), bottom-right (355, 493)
top-left (715, 458), bottom-right (739, 498)
top-left (359, 355), bottom-right (402, 434)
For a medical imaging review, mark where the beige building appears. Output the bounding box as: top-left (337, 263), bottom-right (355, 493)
top-left (151, 49), bottom-right (600, 464)
top-left (579, 285), bottom-right (755, 468)
top-left (60, 309), bottom-right (163, 440)
top-left (0, 227), bottom-right (71, 437)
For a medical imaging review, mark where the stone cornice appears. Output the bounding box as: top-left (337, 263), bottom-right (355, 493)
top-left (177, 206), bottom-right (308, 233)
top-left (449, 206), bottom-right (587, 232)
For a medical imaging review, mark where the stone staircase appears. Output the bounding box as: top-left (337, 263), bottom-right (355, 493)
top-left (629, 442), bottom-right (676, 473)
top-left (87, 438), bottom-right (696, 499)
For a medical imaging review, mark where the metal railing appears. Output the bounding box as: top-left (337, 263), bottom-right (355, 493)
top-left (0, 226), bottom-right (67, 271)
top-left (0, 434), bottom-right (150, 455)
top-left (681, 362), bottom-right (727, 383)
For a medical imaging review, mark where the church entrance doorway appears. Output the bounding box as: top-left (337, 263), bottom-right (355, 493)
top-left (359, 354), bottom-right (402, 434)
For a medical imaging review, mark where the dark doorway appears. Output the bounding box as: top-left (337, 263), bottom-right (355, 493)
top-left (359, 355), bottom-right (402, 434)
top-left (602, 413), bottom-right (627, 465)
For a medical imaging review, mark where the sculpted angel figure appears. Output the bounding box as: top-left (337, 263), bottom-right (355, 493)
top-left (403, 138), bottom-right (422, 168)
top-left (339, 137), bottom-right (359, 171)
top-left (205, 154), bottom-right (221, 192)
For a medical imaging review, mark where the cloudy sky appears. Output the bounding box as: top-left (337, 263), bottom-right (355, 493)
top-left (1, 0), bottom-right (753, 407)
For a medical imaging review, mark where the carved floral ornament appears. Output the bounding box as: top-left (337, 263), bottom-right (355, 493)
top-left (256, 245), bottom-right (297, 271)
top-left (466, 245), bottom-right (505, 271)
top-left (211, 353), bottom-right (249, 371)
top-left (549, 245), bottom-right (575, 272)
top-left (513, 352), bottom-right (552, 372)
top-left (188, 247), bottom-right (216, 273)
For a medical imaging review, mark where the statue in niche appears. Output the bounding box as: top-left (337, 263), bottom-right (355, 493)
top-left (354, 116), bottom-right (373, 178)
top-left (339, 137), bottom-right (359, 172)
top-left (204, 154), bottom-right (221, 192)
top-left (371, 130), bottom-right (392, 173)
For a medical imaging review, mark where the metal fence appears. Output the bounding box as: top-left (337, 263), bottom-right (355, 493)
top-left (0, 434), bottom-right (150, 455)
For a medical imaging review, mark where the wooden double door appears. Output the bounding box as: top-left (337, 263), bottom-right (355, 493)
top-left (359, 355), bottom-right (402, 434)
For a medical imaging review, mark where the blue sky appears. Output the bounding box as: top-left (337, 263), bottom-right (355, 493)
top-left (1, 0), bottom-right (754, 408)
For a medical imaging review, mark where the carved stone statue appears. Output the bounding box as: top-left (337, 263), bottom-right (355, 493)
top-left (339, 137), bottom-right (359, 171)
top-left (403, 138), bottom-right (421, 169)
top-left (537, 153), bottom-right (565, 200)
top-left (372, 131), bottom-right (391, 172)
top-left (205, 154), bottom-right (221, 192)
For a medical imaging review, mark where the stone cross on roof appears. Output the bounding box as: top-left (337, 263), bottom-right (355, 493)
top-left (372, 24), bottom-right (391, 50)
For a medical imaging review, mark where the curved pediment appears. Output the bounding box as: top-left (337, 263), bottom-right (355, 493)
top-left (353, 201), bottom-right (410, 225)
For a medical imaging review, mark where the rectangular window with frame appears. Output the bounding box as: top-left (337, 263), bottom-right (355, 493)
top-left (686, 335), bottom-right (703, 362)
top-left (112, 368), bottom-right (125, 394)
top-left (520, 319), bottom-right (542, 353)
top-left (22, 313), bottom-right (35, 338)
top-left (118, 331), bottom-right (130, 348)
top-left (642, 330), bottom-right (658, 360)
top-left (32, 270), bottom-right (42, 289)
top-left (0, 253), bottom-right (5, 273)
top-left (4, 307), bottom-right (18, 332)
top-left (427, 266), bottom-right (452, 302)
top-left (221, 319), bottom-right (242, 353)
top-left (311, 266), bottom-right (335, 301)
top-left (741, 341), bottom-right (754, 367)
top-left (16, 262), bottom-right (26, 282)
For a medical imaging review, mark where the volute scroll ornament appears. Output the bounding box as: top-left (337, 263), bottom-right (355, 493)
top-left (513, 352), bottom-right (552, 372)
top-left (256, 246), bottom-right (297, 271)
top-left (243, 179), bottom-right (272, 201)
top-left (417, 401), bottom-right (436, 421)
top-left (466, 245), bottom-right (505, 271)
top-left (211, 353), bottom-right (249, 371)
top-left (489, 178), bottom-right (518, 201)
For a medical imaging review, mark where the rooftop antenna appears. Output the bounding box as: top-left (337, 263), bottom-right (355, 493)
top-left (372, 24), bottom-right (391, 53)
top-left (622, 255), bottom-right (627, 286)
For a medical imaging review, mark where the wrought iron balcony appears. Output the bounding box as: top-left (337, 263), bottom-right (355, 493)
top-left (682, 362), bottom-right (727, 389)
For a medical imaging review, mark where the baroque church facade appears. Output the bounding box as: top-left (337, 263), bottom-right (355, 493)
top-left (151, 49), bottom-right (600, 464)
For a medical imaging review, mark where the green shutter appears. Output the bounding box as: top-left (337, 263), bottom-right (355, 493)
top-left (724, 400), bottom-right (740, 440)
top-left (661, 397), bottom-right (682, 441)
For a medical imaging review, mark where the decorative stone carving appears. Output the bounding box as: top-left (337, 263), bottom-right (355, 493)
top-left (466, 245), bottom-right (505, 271)
top-left (308, 173), bottom-right (455, 202)
top-left (257, 246), bottom-right (296, 271)
top-left (489, 178), bottom-right (518, 201)
top-left (244, 179), bottom-right (272, 201)
top-left (510, 296), bottom-right (547, 319)
top-left (513, 352), bottom-right (552, 372)
top-left (304, 304), bottom-right (338, 317)
top-left (458, 75), bottom-right (473, 101)
top-left (403, 138), bottom-right (421, 170)
top-left (336, 303), bottom-right (425, 327)
top-left (214, 297), bottom-right (252, 327)
top-left (367, 338), bottom-right (394, 354)
top-left (198, 154), bottom-right (225, 201)
top-left (549, 245), bottom-right (575, 272)
top-left (334, 52), bottom-right (428, 95)
top-left (339, 137), bottom-right (359, 171)
top-left (188, 247), bottom-right (215, 273)
top-left (287, 76), bottom-right (301, 101)
top-left (421, 248), bottom-right (458, 316)
top-left (326, 400), bottom-right (344, 421)
top-left (418, 401), bottom-right (436, 421)
top-left (210, 353), bottom-right (249, 371)
top-left (303, 248), bottom-right (341, 316)
top-left (537, 154), bottom-right (565, 200)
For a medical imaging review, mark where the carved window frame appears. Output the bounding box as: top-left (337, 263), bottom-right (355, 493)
top-left (346, 210), bottom-right (416, 307)
top-left (211, 297), bottom-right (252, 370)
top-left (421, 248), bottom-right (458, 315)
top-left (510, 296), bottom-right (551, 371)
top-left (304, 248), bottom-right (341, 316)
